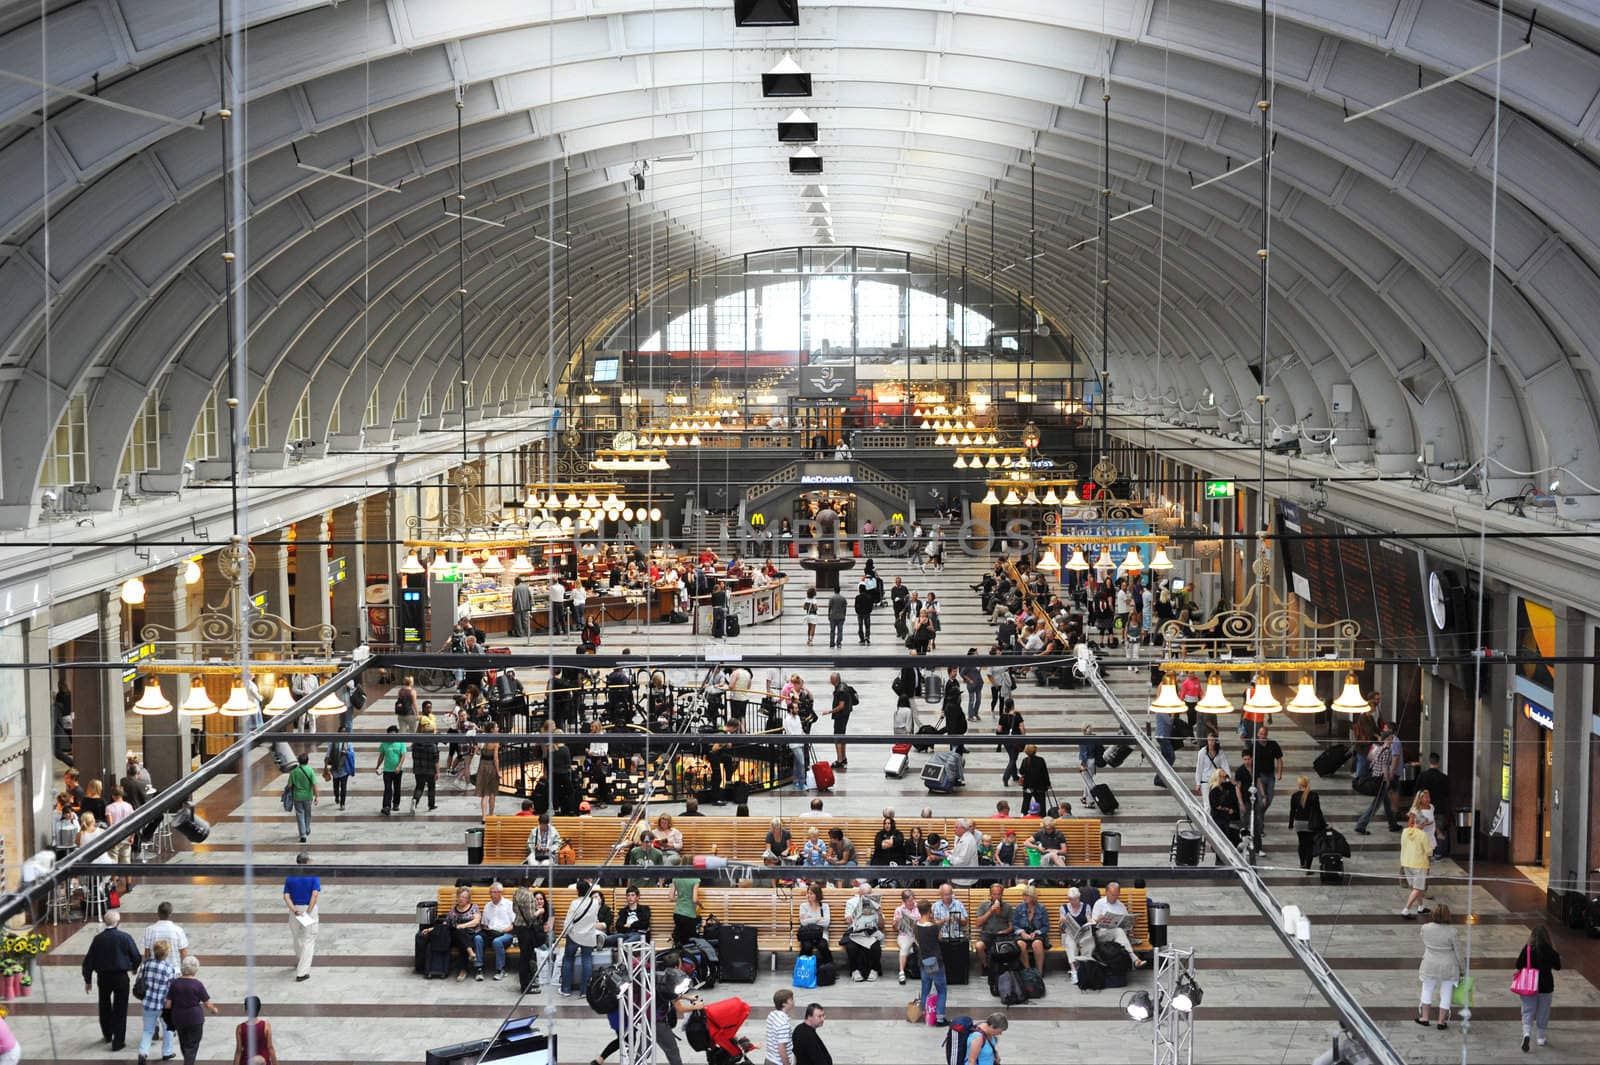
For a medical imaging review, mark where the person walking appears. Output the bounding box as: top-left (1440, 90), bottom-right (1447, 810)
top-left (233, 996), bottom-right (277, 1065)
top-left (282, 851), bottom-right (319, 982)
top-left (135, 939), bottom-right (178, 1064)
top-left (1417, 904), bottom-right (1462, 1030)
top-left (511, 576), bottom-right (535, 640)
top-left (1287, 776), bottom-right (1326, 872)
top-left (323, 734), bottom-right (355, 811)
top-left (791, 1003), bottom-right (832, 1065)
top-left (996, 698), bottom-right (1025, 788)
top-left (853, 581), bottom-right (874, 644)
top-left (165, 956), bottom-right (219, 1065)
top-left (82, 910), bottom-right (141, 1050)
top-left (1354, 721), bottom-right (1403, 835)
top-left (826, 589), bottom-right (847, 649)
top-left (1018, 744), bottom-right (1051, 817)
top-left (559, 881), bottom-right (605, 996)
top-left (375, 725), bottom-right (406, 816)
top-left (803, 587), bottom-right (819, 646)
top-left (286, 753), bottom-right (317, 843)
top-left (476, 721), bottom-right (501, 818)
top-left (824, 673), bottom-right (856, 770)
top-left (960, 655), bottom-right (983, 721)
top-left (942, 672), bottom-right (968, 755)
top-left (393, 676), bottom-right (419, 732)
top-left (1513, 925), bottom-right (1562, 1051)
top-left (1399, 812), bottom-right (1432, 918)
top-left (410, 719), bottom-right (440, 812)
top-left (763, 989), bottom-right (794, 1065)
top-left (964, 1014), bottom-right (1008, 1065)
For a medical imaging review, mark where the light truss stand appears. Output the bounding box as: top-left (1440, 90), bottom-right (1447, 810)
top-left (1152, 946), bottom-right (1195, 1065)
top-left (618, 939), bottom-right (658, 1065)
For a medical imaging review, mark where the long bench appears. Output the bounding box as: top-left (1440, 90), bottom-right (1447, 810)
top-left (429, 883), bottom-right (1148, 964)
top-left (482, 815), bottom-right (1106, 867)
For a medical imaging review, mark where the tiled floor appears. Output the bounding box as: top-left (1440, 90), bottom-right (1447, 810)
top-left (14, 550), bottom-right (1598, 1063)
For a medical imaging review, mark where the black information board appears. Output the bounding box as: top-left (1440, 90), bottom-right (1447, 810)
top-left (1369, 538), bottom-right (1429, 654)
top-left (1276, 504), bottom-right (1428, 652)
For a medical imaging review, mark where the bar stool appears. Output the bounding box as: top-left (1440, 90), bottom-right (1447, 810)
top-left (45, 879), bottom-right (74, 924)
top-left (81, 875), bottom-right (108, 923)
top-left (152, 813), bottom-right (175, 857)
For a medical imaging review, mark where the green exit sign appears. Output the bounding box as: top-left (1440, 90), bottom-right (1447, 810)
top-left (1203, 480), bottom-right (1235, 500)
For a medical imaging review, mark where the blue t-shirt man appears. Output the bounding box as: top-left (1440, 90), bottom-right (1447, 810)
top-left (283, 874), bottom-right (321, 908)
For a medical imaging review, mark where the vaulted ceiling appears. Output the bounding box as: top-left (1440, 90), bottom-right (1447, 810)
top-left (1, 0), bottom-right (1598, 528)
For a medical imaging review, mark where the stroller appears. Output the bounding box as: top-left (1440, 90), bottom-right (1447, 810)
top-left (685, 996), bottom-right (755, 1065)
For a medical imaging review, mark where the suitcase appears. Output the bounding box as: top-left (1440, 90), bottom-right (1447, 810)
top-left (811, 761), bottom-right (836, 791)
top-left (1091, 782), bottom-right (1119, 814)
top-left (940, 939), bottom-right (970, 985)
top-left (423, 923), bottom-right (453, 979)
top-left (414, 928), bottom-right (430, 974)
top-left (1018, 967), bottom-right (1046, 1000)
top-left (718, 924), bottom-right (758, 983)
top-left (885, 746), bottom-right (911, 779)
top-left (725, 616), bottom-right (741, 638)
top-left (1104, 744), bottom-right (1134, 768)
top-left (922, 751), bottom-right (963, 793)
top-left (1313, 744), bottom-right (1351, 777)
top-left (816, 961), bottom-right (837, 986)
top-left (913, 724), bottom-right (940, 754)
top-left (1319, 852), bottom-right (1346, 886)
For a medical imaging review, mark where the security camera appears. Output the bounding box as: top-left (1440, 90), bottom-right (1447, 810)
top-left (41, 490), bottom-right (57, 506)
top-left (182, 462), bottom-right (195, 475)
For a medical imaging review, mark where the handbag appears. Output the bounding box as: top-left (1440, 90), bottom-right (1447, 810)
top-left (905, 997), bottom-right (924, 1024)
top-left (280, 781), bottom-right (294, 811)
top-left (1290, 818), bottom-right (1311, 833)
top-left (1511, 946), bottom-right (1540, 996)
top-left (793, 954), bottom-right (818, 989)
top-left (131, 962), bottom-right (148, 1001)
top-left (1451, 976), bottom-right (1474, 1007)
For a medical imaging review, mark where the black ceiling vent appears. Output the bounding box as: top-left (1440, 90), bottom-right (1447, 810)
top-left (735, 0), bottom-right (799, 26)
top-left (778, 111), bottom-right (818, 142)
top-left (762, 54), bottom-right (812, 98)
top-left (789, 155), bottom-right (823, 175)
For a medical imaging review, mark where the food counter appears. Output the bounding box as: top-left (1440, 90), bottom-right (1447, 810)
top-left (692, 579), bottom-right (787, 635)
top-left (459, 574), bottom-right (681, 633)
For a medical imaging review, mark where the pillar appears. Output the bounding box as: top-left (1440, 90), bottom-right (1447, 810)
top-left (329, 502), bottom-right (364, 650)
top-left (22, 618), bottom-right (54, 850)
top-left (255, 532), bottom-right (291, 621)
top-left (293, 515), bottom-right (332, 636)
top-left (140, 566), bottom-right (190, 791)
top-left (71, 590), bottom-right (127, 790)
top-left (1548, 603), bottom-right (1589, 911)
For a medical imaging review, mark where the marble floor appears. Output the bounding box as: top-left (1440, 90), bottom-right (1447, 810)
top-left (14, 549), bottom-right (1598, 1064)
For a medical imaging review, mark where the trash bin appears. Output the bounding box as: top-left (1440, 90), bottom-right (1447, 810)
top-left (1147, 900), bottom-right (1169, 948)
top-left (416, 900), bottom-right (439, 927)
top-left (1172, 822), bottom-right (1203, 867)
top-left (1100, 830), bottom-right (1121, 866)
top-left (1455, 809), bottom-right (1473, 845)
top-left (466, 826), bottom-right (484, 865)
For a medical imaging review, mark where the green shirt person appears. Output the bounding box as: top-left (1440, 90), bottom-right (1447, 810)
top-left (375, 725), bottom-right (408, 816)
top-left (377, 740), bottom-right (406, 773)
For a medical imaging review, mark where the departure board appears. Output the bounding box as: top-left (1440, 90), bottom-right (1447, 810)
top-left (1368, 538), bottom-right (1429, 654)
top-left (1336, 527), bottom-right (1381, 644)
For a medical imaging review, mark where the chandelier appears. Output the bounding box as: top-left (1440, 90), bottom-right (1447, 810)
top-left (591, 448), bottom-right (670, 471)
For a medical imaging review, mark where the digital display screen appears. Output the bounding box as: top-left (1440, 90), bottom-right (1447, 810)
top-left (593, 357), bottom-right (619, 382)
top-left (1277, 503), bottom-right (1428, 653)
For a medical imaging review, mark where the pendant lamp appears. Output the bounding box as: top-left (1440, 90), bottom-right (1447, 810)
top-left (1065, 547), bottom-right (1090, 572)
top-left (265, 683), bottom-right (296, 714)
top-left (981, 488), bottom-right (1000, 506)
top-left (1285, 674), bottom-right (1326, 714)
top-left (585, 493), bottom-right (602, 509)
top-left (1119, 548), bottom-right (1143, 575)
top-left (1196, 673), bottom-right (1235, 714)
top-left (180, 680), bottom-right (218, 716)
top-left (1064, 486), bottom-right (1081, 506)
top-left (1023, 489), bottom-right (1040, 505)
top-left (132, 679), bottom-right (173, 716)
top-left (985, 455), bottom-right (999, 469)
top-left (1242, 672), bottom-right (1283, 714)
top-left (1149, 678), bottom-right (1188, 714)
top-left (1004, 488), bottom-right (1022, 506)
top-left (565, 493), bottom-right (581, 509)
top-left (1148, 546), bottom-right (1174, 571)
top-left (1043, 487), bottom-right (1060, 505)
top-left (457, 554), bottom-right (480, 578)
top-left (120, 577), bottom-right (146, 606)
top-left (310, 686), bottom-right (347, 717)
top-left (183, 559), bottom-right (202, 586)
top-left (219, 682), bottom-right (260, 717)
top-left (481, 553), bottom-right (505, 574)
top-left (1330, 673), bottom-right (1369, 713)
top-left (399, 550), bottom-right (425, 575)
top-left (953, 454), bottom-right (967, 469)
top-left (1093, 545), bottom-right (1114, 571)
top-left (1036, 547), bottom-right (1060, 572)
top-left (510, 553), bottom-right (534, 573)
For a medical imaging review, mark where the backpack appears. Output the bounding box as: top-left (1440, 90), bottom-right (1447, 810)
top-left (797, 691), bottom-right (817, 728)
top-left (892, 673), bottom-right (910, 698)
top-left (684, 1010), bottom-right (711, 1052)
top-left (586, 966), bottom-right (625, 1015)
top-left (996, 970), bottom-right (1027, 1006)
top-left (348, 686), bottom-right (368, 710)
top-left (1019, 967), bottom-right (1045, 1000)
top-left (1093, 937), bottom-right (1131, 974)
top-left (942, 1016), bottom-right (978, 1065)
top-left (845, 685), bottom-right (859, 708)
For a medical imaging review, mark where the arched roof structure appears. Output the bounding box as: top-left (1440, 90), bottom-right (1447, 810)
top-left (2, 0), bottom-right (1598, 527)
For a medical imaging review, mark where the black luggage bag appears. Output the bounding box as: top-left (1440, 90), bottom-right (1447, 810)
top-left (940, 939), bottom-right (970, 985)
top-left (1313, 744), bottom-right (1351, 777)
top-left (718, 923), bottom-right (758, 983)
top-left (1091, 782), bottom-right (1119, 814)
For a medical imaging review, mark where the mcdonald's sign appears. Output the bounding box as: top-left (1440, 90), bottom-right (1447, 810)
top-left (890, 512), bottom-right (905, 523)
top-left (750, 513), bottom-right (766, 526)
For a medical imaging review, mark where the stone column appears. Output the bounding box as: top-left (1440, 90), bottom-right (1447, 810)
top-left (254, 532), bottom-right (292, 621)
top-left (1548, 603), bottom-right (1588, 913)
top-left (329, 502), bottom-right (364, 650)
top-left (293, 514), bottom-right (332, 637)
top-left (140, 565), bottom-right (191, 790)
top-left (22, 617), bottom-right (55, 849)
top-left (71, 590), bottom-right (127, 789)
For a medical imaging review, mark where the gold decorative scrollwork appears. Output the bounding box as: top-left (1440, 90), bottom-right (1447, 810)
top-left (1159, 562), bottom-right (1361, 666)
top-left (216, 542), bottom-right (255, 581)
top-left (141, 588), bottom-right (337, 656)
top-left (1090, 456), bottom-right (1119, 486)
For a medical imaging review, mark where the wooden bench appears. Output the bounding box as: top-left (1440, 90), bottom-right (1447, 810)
top-left (483, 815), bottom-right (1107, 867)
top-left (430, 882), bottom-right (1148, 966)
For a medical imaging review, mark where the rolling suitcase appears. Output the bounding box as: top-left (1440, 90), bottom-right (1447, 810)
top-left (725, 616), bottom-right (741, 638)
top-left (423, 923), bottom-right (453, 979)
top-left (1104, 744), bottom-right (1135, 768)
top-left (940, 939), bottom-right (970, 985)
top-left (885, 743), bottom-right (911, 779)
top-left (921, 751), bottom-right (964, 793)
top-left (1091, 782), bottom-right (1119, 814)
top-left (1313, 744), bottom-right (1351, 777)
top-left (1319, 852), bottom-right (1346, 886)
top-left (913, 724), bottom-right (940, 753)
top-left (718, 923), bottom-right (758, 983)
top-left (811, 761), bottom-right (836, 791)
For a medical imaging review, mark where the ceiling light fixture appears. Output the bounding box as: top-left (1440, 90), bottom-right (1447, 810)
top-left (735, 0), bottom-right (799, 27)
top-left (763, 53), bottom-right (812, 98)
top-left (778, 108), bottom-right (818, 142)
top-left (132, 679), bottom-right (174, 716)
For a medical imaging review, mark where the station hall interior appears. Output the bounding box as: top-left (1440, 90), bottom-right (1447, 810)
top-left (1, 1), bottom-right (1599, 1064)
